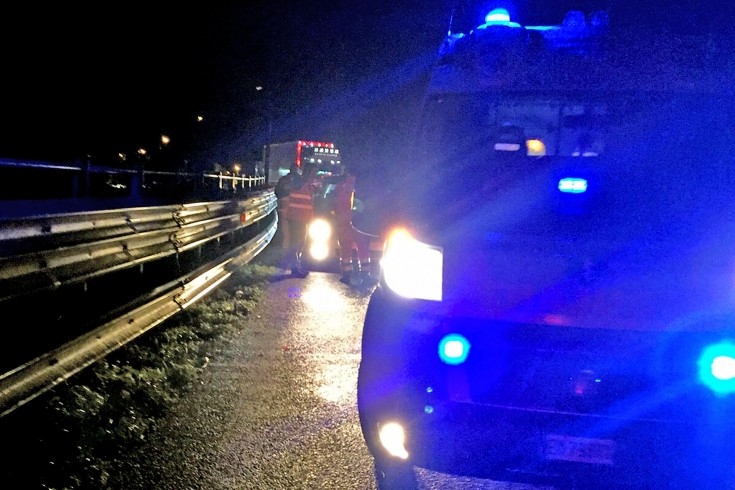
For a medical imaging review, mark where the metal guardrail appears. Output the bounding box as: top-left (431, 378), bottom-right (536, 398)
top-left (0, 214), bottom-right (278, 418)
top-left (0, 191), bottom-right (277, 302)
top-left (0, 201), bottom-right (235, 242)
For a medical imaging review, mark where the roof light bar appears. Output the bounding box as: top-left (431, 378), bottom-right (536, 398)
top-left (558, 178), bottom-right (588, 194)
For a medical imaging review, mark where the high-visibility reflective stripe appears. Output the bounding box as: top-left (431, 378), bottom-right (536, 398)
top-left (287, 183), bottom-right (314, 222)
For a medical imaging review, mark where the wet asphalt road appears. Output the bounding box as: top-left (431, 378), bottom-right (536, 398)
top-left (116, 268), bottom-right (378, 489)
top-left (115, 253), bottom-right (553, 489)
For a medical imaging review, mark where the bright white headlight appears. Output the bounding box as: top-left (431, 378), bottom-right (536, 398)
top-left (308, 218), bottom-right (332, 241)
top-left (381, 228), bottom-right (442, 301)
top-left (378, 421), bottom-right (409, 460)
top-left (309, 242), bottom-right (330, 261)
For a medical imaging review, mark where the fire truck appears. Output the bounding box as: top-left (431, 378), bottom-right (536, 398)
top-left (265, 140), bottom-right (346, 270)
top-left (264, 140), bottom-right (342, 185)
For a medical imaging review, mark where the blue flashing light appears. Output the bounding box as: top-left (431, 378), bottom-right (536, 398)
top-left (438, 334), bottom-right (471, 365)
top-left (558, 177), bottom-right (588, 194)
top-left (697, 342), bottom-right (735, 395)
top-left (478, 8), bottom-right (521, 29)
top-left (525, 25), bottom-right (561, 32)
top-left (485, 8), bottom-right (510, 24)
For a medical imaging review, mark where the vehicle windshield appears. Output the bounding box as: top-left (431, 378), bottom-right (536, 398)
top-left (401, 90), bottom-right (735, 243)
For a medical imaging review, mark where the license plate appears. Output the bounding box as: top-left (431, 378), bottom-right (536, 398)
top-left (544, 434), bottom-right (615, 465)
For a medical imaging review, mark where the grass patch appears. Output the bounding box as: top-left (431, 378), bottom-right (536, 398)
top-left (0, 263), bottom-right (278, 490)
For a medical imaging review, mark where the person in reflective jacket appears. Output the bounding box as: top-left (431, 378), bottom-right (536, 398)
top-left (274, 168), bottom-right (294, 256)
top-left (285, 162), bottom-right (317, 277)
top-left (334, 165), bottom-right (372, 285)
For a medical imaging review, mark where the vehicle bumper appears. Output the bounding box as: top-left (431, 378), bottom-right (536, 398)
top-left (358, 289), bottom-right (735, 488)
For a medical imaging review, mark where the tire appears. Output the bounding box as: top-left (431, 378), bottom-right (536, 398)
top-left (374, 460), bottom-right (418, 490)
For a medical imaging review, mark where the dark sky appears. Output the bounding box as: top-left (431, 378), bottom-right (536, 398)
top-left (0, 1), bottom-right (451, 172)
top-left (3, 1), bottom-right (726, 173)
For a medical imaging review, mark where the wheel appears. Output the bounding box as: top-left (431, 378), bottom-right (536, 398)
top-left (374, 460), bottom-right (418, 490)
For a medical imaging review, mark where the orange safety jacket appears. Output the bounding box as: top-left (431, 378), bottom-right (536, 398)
top-left (334, 175), bottom-right (356, 226)
top-left (287, 180), bottom-right (314, 222)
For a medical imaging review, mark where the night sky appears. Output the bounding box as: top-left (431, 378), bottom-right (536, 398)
top-left (2, 1), bottom-right (727, 177)
top-left (0, 1), bottom-right (452, 175)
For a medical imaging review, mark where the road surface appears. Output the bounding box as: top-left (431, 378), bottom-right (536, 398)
top-left (113, 258), bottom-right (553, 489)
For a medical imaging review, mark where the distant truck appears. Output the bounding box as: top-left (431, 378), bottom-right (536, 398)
top-left (263, 140), bottom-right (343, 185)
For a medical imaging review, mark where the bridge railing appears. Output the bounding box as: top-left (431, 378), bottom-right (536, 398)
top-left (0, 158), bottom-right (268, 203)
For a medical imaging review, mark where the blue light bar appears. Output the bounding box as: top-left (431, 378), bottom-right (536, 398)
top-left (558, 177), bottom-right (588, 193)
top-left (698, 342), bottom-right (735, 395)
top-left (438, 334), bottom-right (471, 365)
top-left (485, 8), bottom-right (510, 24)
top-left (480, 8), bottom-right (521, 29)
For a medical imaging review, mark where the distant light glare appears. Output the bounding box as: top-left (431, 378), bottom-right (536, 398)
top-left (137, 148), bottom-right (147, 155)
top-left (160, 134), bottom-right (170, 145)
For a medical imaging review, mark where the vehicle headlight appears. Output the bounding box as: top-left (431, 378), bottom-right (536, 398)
top-left (378, 421), bottom-right (409, 460)
top-left (308, 218), bottom-right (332, 241)
top-left (381, 228), bottom-right (442, 301)
top-left (309, 242), bottom-right (330, 261)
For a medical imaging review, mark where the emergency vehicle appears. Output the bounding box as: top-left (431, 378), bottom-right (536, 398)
top-left (358, 3), bottom-right (735, 489)
top-left (266, 140), bottom-right (345, 269)
top-left (264, 140), bottom-right (342, 185)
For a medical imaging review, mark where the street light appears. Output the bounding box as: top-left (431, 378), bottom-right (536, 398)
top-left (233, 163), bottom-right (241, 174)
top-left (138, 148), bottom-right (147, 156)
top-left (161, 134), bottom-right (170, 145)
